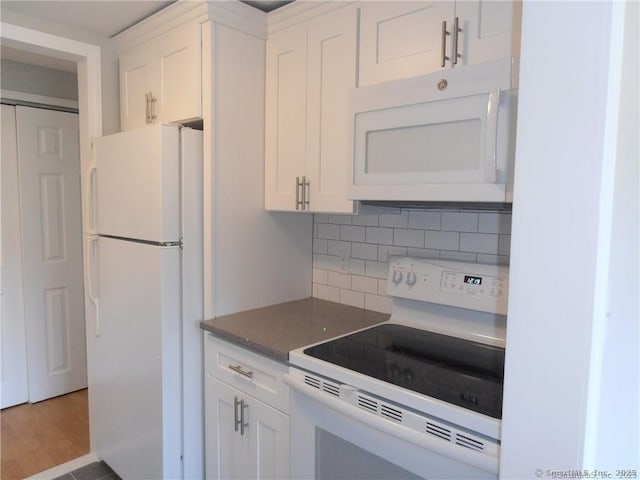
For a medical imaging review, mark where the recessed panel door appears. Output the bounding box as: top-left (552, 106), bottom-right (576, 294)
top-left (153, 21), bottom-right (201, 124)
top-left (15, 106), bottom-right (86, 403)
top-left (1, 104), bottom-right (29, 408)
top-left (359, 1), bottom-right (455, 86)
top-left (265, 24), bottom-right (308, 211)
top-left (119, 44), bottom-right (152, 131)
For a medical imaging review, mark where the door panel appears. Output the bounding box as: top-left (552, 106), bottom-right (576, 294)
top-left (456, 0), bottom-right (521, 67)
top-left (205, 377), bottom-right (249, 479)
top-left (15, 106), bottom-right (86, 403)
top-left (93, 236), bottom-right (181, 479)
top-left (119, 45), bottom-right (152, 131)
top-left (359, 1), bottom-right (455, 86)
top-left (265, 24), bottom-right (308, 211)
top-left (93, 124), bottom-right (180, 242)
top-left (154, 21), bottom-right (201, 123)
top-left (1, 105), bottom-right (29, 408)
top-left (306, 6), bottom-right (358, 213)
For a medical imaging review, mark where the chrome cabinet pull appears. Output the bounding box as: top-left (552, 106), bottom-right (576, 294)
top-left (240, 399), bottom-right (248, 435)
top-left (296, 176), bottom-right (304, 210)
top-left (229, 364), bottom-right (254, 379)
top-left (149, 93), bottom-right (157, 123)
top-left (233, 396), bottom-right (248, 435)
top-left (441, 21), bottom-right (449, 68)
top-left (452, 17), bottom-right (461, 66)
top-left (302, 176), bottom-right (310, 210)
top-left (234, 395), bottom-right (240, 432)
top-left (145, 92), bottom-right (150, 124)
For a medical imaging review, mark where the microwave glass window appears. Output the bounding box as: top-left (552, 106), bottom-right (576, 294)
top-left (365, 119), bottom-right (481, 174)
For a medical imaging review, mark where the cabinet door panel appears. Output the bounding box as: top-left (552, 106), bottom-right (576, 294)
top-left (205, 378), bottom-right (248, 480)
top-left (153, 21), bottom-right (201, 124)
top-left (306, 7), bottom-right (357, 213)
top-left (265, 24), bottom-right (308, 211)
top-left (359, 1), bottom-right (455, 86)
top-left (119, 45), bottom-right (152, 131)
top-left (456, 0), bottom-right (521, 67)
top-left (248, 398), bottom-right (289, 480)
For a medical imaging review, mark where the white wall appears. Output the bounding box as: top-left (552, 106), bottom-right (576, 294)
top-left (1, 59), bottom-right (78, 100)
top-left (0, 6), bottom-right (120, 134)
top-left (500, 1), bottom-right (639, 477)
top-left (585, 0), bottom-right (639, 469)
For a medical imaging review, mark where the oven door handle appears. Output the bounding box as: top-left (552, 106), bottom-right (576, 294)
top-left (284, 373), bottom-right (498, 475)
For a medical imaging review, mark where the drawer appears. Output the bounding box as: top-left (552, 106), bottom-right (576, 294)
top-left (204, 332), bottom-right (289, 414)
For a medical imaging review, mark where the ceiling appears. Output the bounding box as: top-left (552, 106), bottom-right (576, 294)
top-left (1, 1), bottom-right (175, 38)
top-left (1, 1), bottom-right (292, 73)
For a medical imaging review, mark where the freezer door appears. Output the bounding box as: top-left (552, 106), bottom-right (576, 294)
top-left (91, 236), bottom-right (182, 479)
top-left (93, 124), bottom-right (180, 242)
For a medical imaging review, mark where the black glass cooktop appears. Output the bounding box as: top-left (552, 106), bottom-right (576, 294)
top-left (304, 324), bottom-right (505, 418)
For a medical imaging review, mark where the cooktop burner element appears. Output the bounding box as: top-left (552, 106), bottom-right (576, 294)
top-left (304, 323), bottom-right (505, 418)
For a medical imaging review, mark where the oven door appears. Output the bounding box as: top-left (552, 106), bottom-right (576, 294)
top-left (285, 370), bottom-right (498, 480)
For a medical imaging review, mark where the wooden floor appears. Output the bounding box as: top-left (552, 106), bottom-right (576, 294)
top-left (1, 389), bottom-right (90, 480)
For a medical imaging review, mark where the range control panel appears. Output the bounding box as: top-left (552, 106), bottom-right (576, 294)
top-left (387, 257), bottom-right (509, 315)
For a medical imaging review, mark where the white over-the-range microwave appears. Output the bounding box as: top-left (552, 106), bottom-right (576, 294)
top-left (349, 58), bottom-right (518, 204)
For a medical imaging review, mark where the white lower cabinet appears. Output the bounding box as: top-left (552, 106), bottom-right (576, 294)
top-left (204, 333), bottom-right (290, 480)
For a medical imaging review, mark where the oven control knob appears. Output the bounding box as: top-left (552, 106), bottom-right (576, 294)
top-left (406, 272), bottom-right (417, 286)
top-left (392, 270), bottom-right (403, 285)
top-left (403, 368), bottom-right (414, 382)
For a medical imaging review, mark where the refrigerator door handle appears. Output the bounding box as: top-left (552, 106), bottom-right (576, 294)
top-left (87, 236), bottom-right (100, 336)
top-left (86, 142), bottom-right (98, 234)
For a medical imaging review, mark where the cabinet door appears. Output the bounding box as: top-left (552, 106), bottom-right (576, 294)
top-left (246, 395), bottom-right (290, 479)
top-left (359, 1), bottom-right (455, 86)
top-left (119, 44), bottom-right (152, 131)
top-left (151, 21), bottom-right (201, 124)
top-left (265, 24), bottom-right (308, 211)
top-left (305, 6), bottom-right (358, 213)
top-left (455, 0), bottom-right (521, 67)
top-left (205, 377), bottom-right (249, 480)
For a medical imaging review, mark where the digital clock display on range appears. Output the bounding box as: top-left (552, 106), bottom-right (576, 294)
top-left (464, 275), bottom-right (482, 285)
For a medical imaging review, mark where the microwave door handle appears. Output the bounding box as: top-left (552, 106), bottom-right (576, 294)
top-left (484, 89), bottom-right (501, 183)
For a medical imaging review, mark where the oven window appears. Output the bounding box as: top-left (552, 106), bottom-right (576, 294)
top-left (315, 429), bottom-right (423, 480)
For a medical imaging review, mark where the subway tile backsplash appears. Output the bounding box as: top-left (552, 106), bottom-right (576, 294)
top-left (312, 209), bottom-right (511, 314)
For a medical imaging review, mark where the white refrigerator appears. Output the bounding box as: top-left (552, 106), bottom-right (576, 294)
top-left (86, 124), bottom-right (203, 479)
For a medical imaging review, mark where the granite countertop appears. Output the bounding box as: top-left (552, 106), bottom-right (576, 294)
top-left (200, 297), bottom-right (390, 362)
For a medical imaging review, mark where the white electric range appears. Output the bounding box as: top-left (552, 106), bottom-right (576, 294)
top-left (285, 256), bottom-right (509, 479)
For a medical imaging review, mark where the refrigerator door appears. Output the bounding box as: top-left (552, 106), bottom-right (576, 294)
top-left (92, 236), bottom-right (182, 479)
top-left (93, 124), bottom-right (180, 242)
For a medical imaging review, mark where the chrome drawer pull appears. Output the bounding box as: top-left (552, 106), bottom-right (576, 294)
top-left (229, 364), bottom-right (254, 379)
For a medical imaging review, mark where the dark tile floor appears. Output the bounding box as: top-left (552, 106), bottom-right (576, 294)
top-left (53, 461), bottom-right (122, 480)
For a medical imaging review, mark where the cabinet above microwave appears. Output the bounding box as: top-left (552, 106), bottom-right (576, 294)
top-left (348, 58), bottom-right (518, 204)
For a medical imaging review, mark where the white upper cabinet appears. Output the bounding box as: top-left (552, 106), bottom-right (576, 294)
top-left (119, 21), bottom-right (201, 131)
top-left (265, 5), bottom-right (358, 213)
top-left (359, 2), bottom-right (455, 86)
top-left (265, 23), bottom-right (307, 211)
top-left (358, 0), bottom-right (521, 86)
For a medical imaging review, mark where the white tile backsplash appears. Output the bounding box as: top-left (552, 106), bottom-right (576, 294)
top-left (312, 209), bottom-right (511, 314)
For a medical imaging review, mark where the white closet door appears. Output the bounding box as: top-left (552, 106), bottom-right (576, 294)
top-left (1, 105), bottom-right (29, 408)
top-left (15, 106), bottom-right (87, 402)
